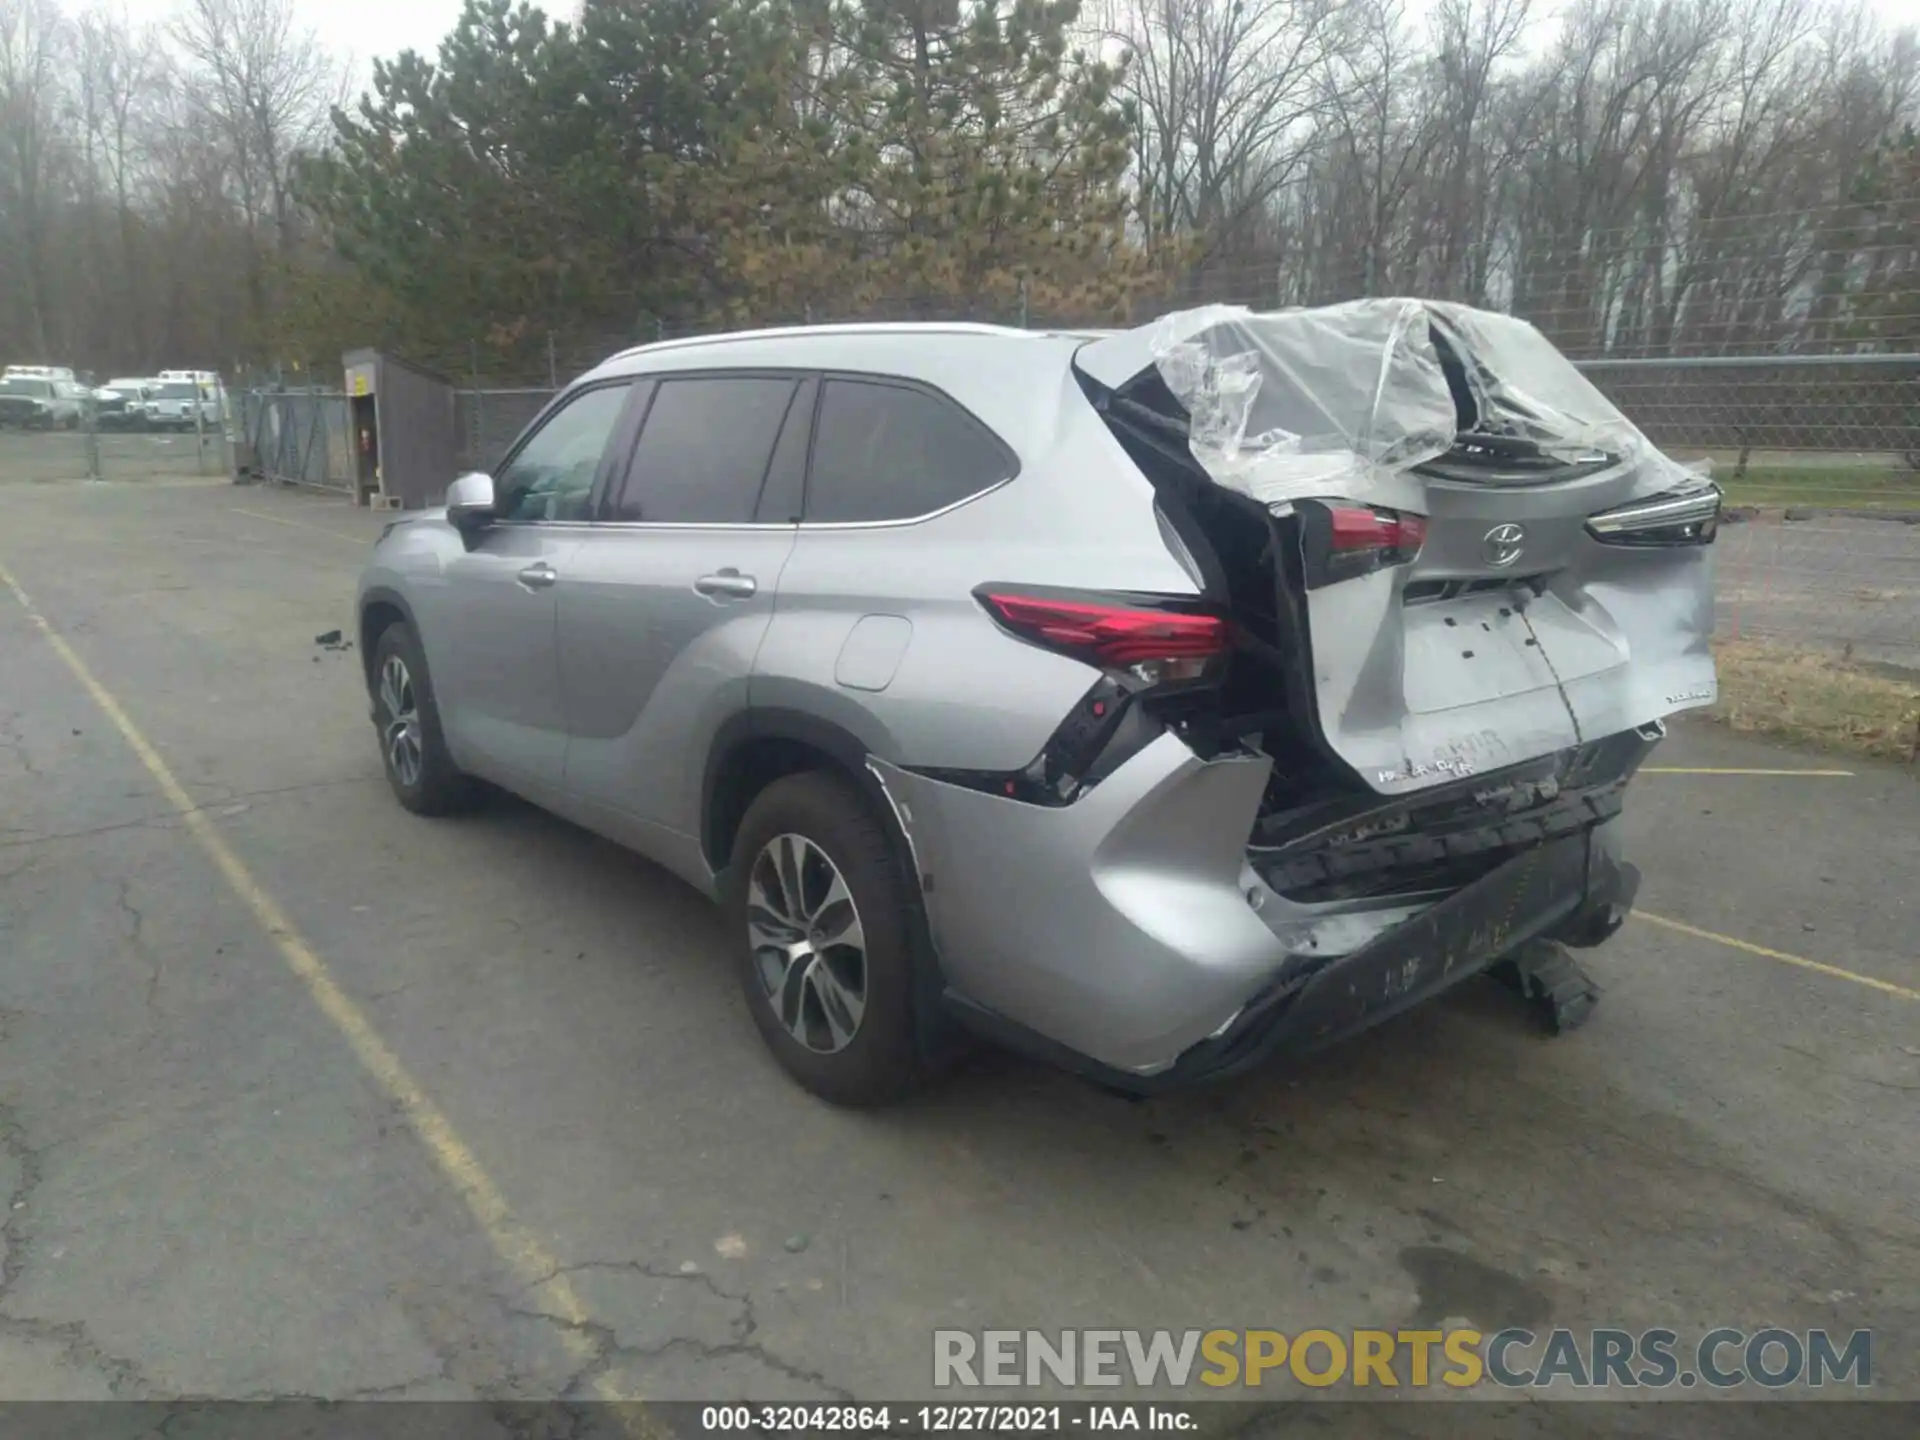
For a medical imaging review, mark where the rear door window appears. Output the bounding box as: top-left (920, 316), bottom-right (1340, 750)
top-left (610, 375), bottom-right (800, 524)
top-left (803, 379), bottom-right (1015, 524)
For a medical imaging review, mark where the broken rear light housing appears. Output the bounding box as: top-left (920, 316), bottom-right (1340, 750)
top-left (974, 585), bottom-right (1229, 688)
top-left (1295, 500), bottom-right (1429, 589)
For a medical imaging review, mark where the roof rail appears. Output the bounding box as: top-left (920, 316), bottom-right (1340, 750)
top-left (605, 320), bottom-right (1045, 366)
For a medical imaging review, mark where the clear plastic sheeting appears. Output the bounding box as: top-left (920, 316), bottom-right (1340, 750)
top-left (1105, 297), bottom-right (1656, 506)
top-left (1423, 303), bottom-right (1648, 466)
top-left (1144, 300), bottom-right (1460, 505)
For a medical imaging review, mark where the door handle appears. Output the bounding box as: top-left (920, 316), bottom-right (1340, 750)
top-left (517, 562), bottom-right (559, 590)
top-left (695, 569), bottom-right (758, 599)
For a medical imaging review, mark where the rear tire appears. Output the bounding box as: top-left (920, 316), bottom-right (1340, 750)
top-left (725, 771), bottom-right (931, 1107)
top-left (370, 621), bottom-right (475, 816)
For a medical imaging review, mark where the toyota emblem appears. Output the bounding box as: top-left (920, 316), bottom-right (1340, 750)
top-left (1482, 523), bottom-right (1527, 568)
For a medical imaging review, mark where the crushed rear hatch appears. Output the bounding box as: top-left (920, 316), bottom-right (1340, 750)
top-left (1074, 299), bottom-right (1720, 804)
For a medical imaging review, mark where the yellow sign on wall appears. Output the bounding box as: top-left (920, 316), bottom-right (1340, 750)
top-left (351, 373), bottom-right (370, 397)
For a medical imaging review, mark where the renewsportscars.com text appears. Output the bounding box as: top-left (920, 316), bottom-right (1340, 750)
top-left (932, 1327), bottom-right (1872, 1391)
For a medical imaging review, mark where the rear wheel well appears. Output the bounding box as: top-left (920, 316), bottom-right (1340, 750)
top-left (359, 600), bottom-right (407, 689)
top-left (705, 736), bottom-right (864, 872)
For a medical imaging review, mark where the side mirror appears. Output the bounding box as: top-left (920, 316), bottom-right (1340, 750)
top-left (446, 472), bottom-right (497, 532)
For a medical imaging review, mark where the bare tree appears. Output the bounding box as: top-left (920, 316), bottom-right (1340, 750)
top-left (1109, 0), bottom-right (1357, 271)
top-left (1283, 0), bottom-right (1445, 298)
top-left (0, 0), bottom-right (71, 356)
top-left (72, 8), bottom-right (164, 360)
top-left (168, 0), bottom-right (343, 336)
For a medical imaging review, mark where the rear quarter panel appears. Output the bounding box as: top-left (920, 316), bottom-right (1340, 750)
top-left (755, 373), bottom-right (1205, 772)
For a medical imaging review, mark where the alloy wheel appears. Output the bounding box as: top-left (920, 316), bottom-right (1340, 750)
top-left (746, 833), bottom-right (868, 1054)
top-left (378, 653), bottom-right (424, 789)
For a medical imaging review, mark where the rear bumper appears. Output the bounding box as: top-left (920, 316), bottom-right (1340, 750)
top-left (875, 732), bottom-right (1643, 1089)
top-left (1131, 823), bottom-right (1637, 1092)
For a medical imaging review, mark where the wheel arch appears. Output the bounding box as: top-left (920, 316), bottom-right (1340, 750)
top-left (701, 708), bottom-right (904, 877)
top-left (704, 706), bottom-right (965, 1067)
top-left (357, 586), bottom-right (419, 692)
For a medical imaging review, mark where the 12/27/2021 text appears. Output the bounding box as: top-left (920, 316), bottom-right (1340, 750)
top-left (699, 1405), bottom-right (1199, 1433)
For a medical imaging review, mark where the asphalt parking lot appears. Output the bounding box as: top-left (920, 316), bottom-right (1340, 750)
top-left (1, 475), bottom-right (1915, 1431)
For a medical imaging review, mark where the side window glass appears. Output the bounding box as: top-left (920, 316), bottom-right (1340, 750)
top-left (612, 376), bottom-right (798, 524)
top-left (804, 380), bottom-right (1014, 524)
top-left (495, 383), bottom-right (631, 523)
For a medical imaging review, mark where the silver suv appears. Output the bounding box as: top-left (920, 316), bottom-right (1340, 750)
top-left (355, 306), bottom-right (1720, 1106)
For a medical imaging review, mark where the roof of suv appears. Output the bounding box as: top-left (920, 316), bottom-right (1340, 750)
top-left (585, 322), bottom-right (1104, 455)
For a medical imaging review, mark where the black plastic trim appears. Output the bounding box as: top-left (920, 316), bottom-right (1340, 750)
top-left (910, 673), bottom-right (1155, 807)
top-left (1250, 727), bottom-right (1659, 901)
top-left (700, 707), bottom-right (879, 870)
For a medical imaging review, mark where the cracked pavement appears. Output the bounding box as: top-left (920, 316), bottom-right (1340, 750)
top-left (0, 477), bottom-right (1915, 1432)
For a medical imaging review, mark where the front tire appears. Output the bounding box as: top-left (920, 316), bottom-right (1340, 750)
top-left (370, 621), bottom-right (474, 816)
top-left (725, 772), bottom-right (932, 1107)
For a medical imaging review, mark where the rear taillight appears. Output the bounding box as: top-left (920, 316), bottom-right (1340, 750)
top-left (1585, 485), bottom-right (1721, 547)
top-left (1299, 501), bottom-right (1428, 588)
top-left (975, 587), bottom-right (1228, 687)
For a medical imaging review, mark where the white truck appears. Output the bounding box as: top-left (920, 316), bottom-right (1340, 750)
top-left (144, 371), bottom-right (228, 432)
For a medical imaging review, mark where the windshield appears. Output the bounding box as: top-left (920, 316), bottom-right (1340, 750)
top-left (1, 378), bottom-right (53, 397)
top-left (158, 382), bottom-right (198, 399)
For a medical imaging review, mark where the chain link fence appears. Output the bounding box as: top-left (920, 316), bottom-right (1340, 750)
top-left (234, 388), bottom-right (355, 492)
top-left (0, 380), bottom-right (236, 486)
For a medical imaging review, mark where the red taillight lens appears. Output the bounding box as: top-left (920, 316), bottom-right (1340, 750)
top-left (1302, 502), bottom-right (1428, 588)
top-left (1327, 505), bottom-right (1428, 554)
top-left (976, 589), bottom-right (1228, 680)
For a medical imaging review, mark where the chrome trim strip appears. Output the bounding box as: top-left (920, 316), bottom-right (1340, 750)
top-left (488, 474), bottom-right (1017, 534)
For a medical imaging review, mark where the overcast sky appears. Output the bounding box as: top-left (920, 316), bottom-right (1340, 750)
top-left (58, 0), bottom-right (1920, 92)
top-left (66, 0), bottom-right (560, 80)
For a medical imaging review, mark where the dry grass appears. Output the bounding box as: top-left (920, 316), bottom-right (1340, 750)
top-left (1715, 464), bottom-right (1920, 512)
top-left (1708, 640), bottom-right (1920, 763)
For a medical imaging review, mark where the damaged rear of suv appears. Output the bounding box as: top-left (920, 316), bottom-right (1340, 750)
top-left (354, 302), bottom-right (1718, 1107)
top-left (869, 299), bottom-right (1719, 1096)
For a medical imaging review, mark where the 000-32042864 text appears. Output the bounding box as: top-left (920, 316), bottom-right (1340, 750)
top-left (699, 1405), bottom-right (1074, 1432)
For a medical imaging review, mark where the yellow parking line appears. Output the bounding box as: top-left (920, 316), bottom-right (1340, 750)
top-left (1641, 767), bottom-right (1854, 776)
top-left (231, 506), bottom-right (367, 542)
top-left (0, 560), bottom-right (662, 1432)
top-left (1635, 911), bottom-right (1919, 1001)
